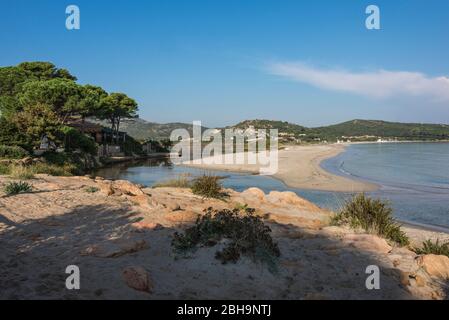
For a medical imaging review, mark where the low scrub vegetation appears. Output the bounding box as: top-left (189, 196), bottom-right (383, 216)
top-left (9, 165), bottom-right (35, 179)
top-left (191, 174), bottom-right (227, 199)
top-left (0, 163), bottom-right (11, 175)
top-left (3, 181), bottom-right (32, 195)
top-left (85, 186), bottom-right (99, 193)
top-left (414, 239), bottom-right (449, 258)
top-left (5, 163), bottom-right (76, 179)
top-left (332, 194), bottom-right (409, 246)
top-left (153, 174), bottom-right (191, 188)
top-left (0, 145), bottom-right (29, 159)
top-left (32, 163), bottom-right (76, 176)
top-left (172, 207), bottom-right (280, 272)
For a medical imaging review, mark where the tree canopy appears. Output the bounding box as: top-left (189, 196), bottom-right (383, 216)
top-left (99, 92), bottom-right (138, 143)
top-left (0, 61), bottom-right (139, 153)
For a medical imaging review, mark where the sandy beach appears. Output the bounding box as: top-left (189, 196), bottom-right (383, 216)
top-left (183, 144), bottom-right (378, 192)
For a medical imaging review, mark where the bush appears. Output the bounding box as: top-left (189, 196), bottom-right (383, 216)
top-left (42, 151), bottom-right (68, 166)
top-left (172, 207), bottom-right (280, 271)
top-left (414, 239), bottom-right (449, 258)
top-left (191, 174), bottom-right (227, 199)
top-left (85, 186), bottom-right (99, 193)
top-left (31, 162), bottom-right (75, 176)
top-left (0, 145), bottom-right (29, 159)
top-left (9, 165), bottom-right (34, 179)
top-left (3, 181), bottom-right (32, 195)
top-left (60, 126), bottom-right (98, 155)
top-left (7, 162), bottom-right (75, 178)
top-left (0, 163), bottom-right (11, 175)
top-left (0, 118), bottom-right (33, 152)
top-left (332, 194), bottom-right (409, 246)
top-left (153, 174), bottom-right (191, 188)
top-left (42, 152), bottom-right (87, 175)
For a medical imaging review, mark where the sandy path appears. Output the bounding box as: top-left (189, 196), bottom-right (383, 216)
top-left (183, 144), bottom-right (377, 192)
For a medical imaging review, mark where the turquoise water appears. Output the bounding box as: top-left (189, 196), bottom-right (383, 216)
top-left (95, 142), bottom-right (449, 228)
top-left (322, 143), bottom-right (449, 228)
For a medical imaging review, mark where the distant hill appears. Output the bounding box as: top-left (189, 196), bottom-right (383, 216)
top-left (90, 118), bottom-right (449, 143)
top-left (311, 120), bottom-right (449, 142)
top-left (228, 119), bottom-right (449, 142)
top-left (230, 119), bottom-right (308, 134)
top-left (89, 118), bottom-right (208, 141)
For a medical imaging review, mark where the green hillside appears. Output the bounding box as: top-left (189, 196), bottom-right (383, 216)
top-left (90, 118), bottom-right (208, 141)
top-left (90, 118), bottom-right (449, 143)
top-left (311, 119), bottom-right (449, 142)
top-left (230, 119), bottom-right (449, 143)
top-left (231, 119), bottom-right (308, 135)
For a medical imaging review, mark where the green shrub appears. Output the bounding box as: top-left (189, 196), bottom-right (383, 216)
top-left (60, 126), bottom-right (98, 155)
top-left (191, 174), bottom-right (227, 199)
top-left (32, 162), bottom-right (75, 176)
top-left (0, 118), bottom-right (33, 152)
top-left (3, 181), bottom-right (32, 195)
top-left (0, 145), bottom-right (29, 159)
top-left (414, 239), bottom-right (449, 258)
top-left (332, 194), bottom-right (409, 246)
top-left (8, 162), bottom-right (76, 178)
top-left (42, 152), bottom-right (85, 175)
top-left (85, 186), bottom-right (99, 193)
top-left (153, 174), bottom-right (191, 188)
top-left (172, 207), bottom-right (280, 272)
top-left (0, 163), bottom-right (11, 175)
top-left (9, 165), bottom-right (34, 179)
top-left (42, 151), bottom-right (69, 166)
top-left (234, 203), bottom-right (249, 211)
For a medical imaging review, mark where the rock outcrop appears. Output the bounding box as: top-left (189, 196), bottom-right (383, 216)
top-left (417, 254), bottom-right (449, 280)
top-left (122, 266), bottom-right (153, 293)
top-left (81, 238), bottom-right (148, 258)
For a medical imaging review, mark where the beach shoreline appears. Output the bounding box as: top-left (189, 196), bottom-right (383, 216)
top-left (182, 144), bottom-right (378, 193)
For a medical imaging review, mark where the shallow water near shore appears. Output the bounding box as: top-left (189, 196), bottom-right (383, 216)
top-left (94, 159), bottom-right (346, 211)
top-left (95, 142), bottom-right (449, 229)
top-left (322, 142), bottom-right (449, 228)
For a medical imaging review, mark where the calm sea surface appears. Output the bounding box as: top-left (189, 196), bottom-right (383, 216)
top-left (322, 142), bottom-right (449, 228)
top-left (95, 142), bottom-right (449, 229)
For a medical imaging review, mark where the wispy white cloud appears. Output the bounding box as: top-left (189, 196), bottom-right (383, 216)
top-left (268, 62), bottom-right (449, 101)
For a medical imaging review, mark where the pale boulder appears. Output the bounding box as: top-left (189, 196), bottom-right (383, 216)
top-left (131, 194), bottom-right (153, 208)
top-left (132, 221), bottom-right (164, 231)
top-left (320, 226), bottom-right (349, 237)
top-left (165, 211), bottom-right (199, 224)
top-left (81, 239), bottom-right (148, 258)
top-left (97, 181), bottom-right (114, 196)
top-left (344, 234), bottom-right (392, 254)
top-left (241, 188), bottom-right (266, 201)
top-left (266, 191), bottom-right (321, 211)
top-left (122, 266), bottom-right (152, 293)
top-left (112, 180), bottom-right (145, 196)
top-left (417, 254), bottom-right (449, 279)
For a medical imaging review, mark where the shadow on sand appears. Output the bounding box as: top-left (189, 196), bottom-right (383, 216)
top-left (0, 203), bottom-right (438, 300)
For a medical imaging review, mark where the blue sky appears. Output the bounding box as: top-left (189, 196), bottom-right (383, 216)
top-left (1, 0), bottom-right (449, 127)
